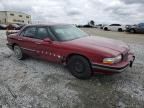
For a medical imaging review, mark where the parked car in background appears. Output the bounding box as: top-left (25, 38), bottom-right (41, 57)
top-left (103, 24), bottom-right (126, 32)
top-left (125, 23), bottom-right (144, 33)
top-left (0, 24), bottom-right (7, 30)
top-left (7, 24), bottom-right (135, 79)
top-left (7, 24), bottom-right (20, 30)
top-left (17, 24), bottom-right (26, 30)
top-left (6, 30), bottom-right (19, 36)
top-left (96, 24), bottom-right (105, 29)
top-left (6, 24), bottom-right (26, 35)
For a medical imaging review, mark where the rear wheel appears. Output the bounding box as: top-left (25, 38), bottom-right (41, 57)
top-left (104, 27), bottom-right (108, 31)
top-left (13, 45), bottom-right (24, 60)
top-left (67, 55), bottom-right (92, 79)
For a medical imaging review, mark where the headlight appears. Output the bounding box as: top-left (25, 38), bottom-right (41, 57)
top-left (103, 55), bottom-right (122, 64)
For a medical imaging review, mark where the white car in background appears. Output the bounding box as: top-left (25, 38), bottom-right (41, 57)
top-left (103, 24), bottom-right (126, 32)
top-left (96, 24), bottom-right (107, 29)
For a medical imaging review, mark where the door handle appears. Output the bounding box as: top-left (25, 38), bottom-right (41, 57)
top-left (35, 42), bottom-right (41, 45)
top-left (18, 38), bottom-right (23, 41)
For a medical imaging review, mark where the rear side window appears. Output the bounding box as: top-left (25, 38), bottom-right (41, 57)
top-left (110, 24), bottom-right (114, 26)
top-left (110, 24), bottom-right (121, 26)
top-left (22, 27), bottom-right (36, 38)
top-left (21, 26), bottom-right (57, 40)
top-left (115, 24), bottom-right (121, 26)
top-left (36, 27), bottom-right (48, 39)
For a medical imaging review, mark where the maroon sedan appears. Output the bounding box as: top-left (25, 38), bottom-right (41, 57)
top-left (7, 24), bottom-right (135, 79)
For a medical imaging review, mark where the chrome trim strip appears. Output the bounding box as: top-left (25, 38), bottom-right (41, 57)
top-left (21, 47), bottom-right (36, 52)
top-left (92, 64), bottom-right (129, 73)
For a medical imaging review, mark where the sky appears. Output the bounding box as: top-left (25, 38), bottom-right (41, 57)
top-left (0, 0), bottom-right (143, 24)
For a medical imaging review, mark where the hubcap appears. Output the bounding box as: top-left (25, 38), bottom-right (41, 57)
top-left (74, 61), bottom-right (84, 73)
top-left (130, 29), bottom-right (134, 33)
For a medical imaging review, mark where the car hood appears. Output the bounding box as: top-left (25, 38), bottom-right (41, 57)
top-left (63, 36), bottom-right (129, 55)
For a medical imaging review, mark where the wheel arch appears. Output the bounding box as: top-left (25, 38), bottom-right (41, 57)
top-left (104, 27), bottom-right (108, 31)
top-left (118, 28), bottom-right (123, 31)
top-left (130, 28), bottom-right (136, 32)
top-left (12, 43), bottom-right (19, 50)
top-left (65, 53), bottom-right (92, 66)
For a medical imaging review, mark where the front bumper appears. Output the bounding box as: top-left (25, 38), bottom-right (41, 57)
top-left (92, 54), bottom-right (135, 74)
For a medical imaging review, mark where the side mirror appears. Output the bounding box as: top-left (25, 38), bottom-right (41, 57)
top-left (43, 38), bottom-right (52, 43)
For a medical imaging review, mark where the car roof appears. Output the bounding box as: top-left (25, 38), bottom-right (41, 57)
top-left (25, 23), bottom-right (71, 27)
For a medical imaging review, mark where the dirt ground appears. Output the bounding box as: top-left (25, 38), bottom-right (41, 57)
top-left (0, 28), bottom-right (144, 108)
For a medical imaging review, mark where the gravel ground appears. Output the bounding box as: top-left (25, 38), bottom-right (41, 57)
top-left (0, 28), bottom-right (144, 108)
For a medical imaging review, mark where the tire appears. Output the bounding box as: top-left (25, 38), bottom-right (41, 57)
top-left (67, 55), bottom-right (92, 79)
top-left (130, 29), bottom-right (135, 33)
top-left (13, 45), bottom-right (24, 60)
top-left (118, 28), bottom-right (122, 32)
top-left (104, 27), bottom-right (108, 31)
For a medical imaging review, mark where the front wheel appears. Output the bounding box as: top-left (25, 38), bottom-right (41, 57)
top-left (130, 29), bottom-right (135, 33)
top-left (104, 27), bottom-right (108, 31)
top-left (67, 55), bottom-right (92, 79)
top-left (13, 45), bottom-right (24, 60)
top-left (118, 28), bottom-right (122, 32)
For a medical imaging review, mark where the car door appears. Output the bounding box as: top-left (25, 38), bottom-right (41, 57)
top-left (34, 26), bottom-right (66, 63)
top-left (31, 27), bottom-right (52, 60)
top-left (114, 24), bottom-right (120, 31)
top-left (112, 24), bottom-right (119, 31)
top-left (116, 24), bottom-right (122, 31)
top-left (109, 24), bottom-right (114, 31)
top-left (18, 26), bottom-right (38, 56)
top-left (30, 26), bottom-right (60, 62)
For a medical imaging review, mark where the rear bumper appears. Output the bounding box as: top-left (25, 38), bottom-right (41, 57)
top-left (92, 54), bottom-right (135, 74)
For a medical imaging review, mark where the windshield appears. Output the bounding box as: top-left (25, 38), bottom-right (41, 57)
top-left (50, 25), bottom-right (88, 41)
